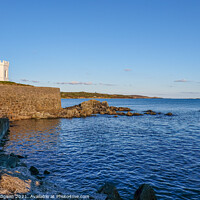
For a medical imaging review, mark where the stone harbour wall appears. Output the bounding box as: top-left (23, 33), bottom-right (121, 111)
top-left (0, 85), bottom-right (61, 120)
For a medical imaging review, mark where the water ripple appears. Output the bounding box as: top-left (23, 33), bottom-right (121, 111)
top-left (1, 99), bottom-right (200, 199)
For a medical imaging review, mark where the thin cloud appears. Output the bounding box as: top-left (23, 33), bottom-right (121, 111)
top-left (99, 83), bottom-right (116, 86)
top-left (21, 79), bottom-right (29, 82)
top-left (56, 81), bottom-right (93, 85)
top-left (180, 92), bottom-right (200, 94)
top-left (124, 68), bottom-right (132, 72)
top-left (174, 79), bottom-right (188, 83)
top-left (21, 79), bottom-right (40, 83)
top-left (32, 80), bottom-right (40, 83)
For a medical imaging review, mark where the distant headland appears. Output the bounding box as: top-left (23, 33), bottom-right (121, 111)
top-left (61, 91), bottom-right (161, 99)
top-left (0, 81), bottom-right (161, 99)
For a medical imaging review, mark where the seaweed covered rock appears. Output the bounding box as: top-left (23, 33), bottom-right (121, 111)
top-left (29, 166), bottom-right (39, 175)
top-left (97, 182), bottom-right (121, 200)
top-left (0, 153), bottom-right (20, 168)
top-left (133, 184), bottom-right (157, 200)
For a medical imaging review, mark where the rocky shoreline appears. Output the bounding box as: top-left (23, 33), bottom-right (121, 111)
top-left (0, 152), bottom-right (157, 199)
top-left (10, 99), bottom-right (173, 121)
top-left (0, 100), bottom-right (168, 199)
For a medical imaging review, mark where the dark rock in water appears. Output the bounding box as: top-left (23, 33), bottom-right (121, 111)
top-left (44, 170), bottom-right (50, 175)
top-left (97, 182), bottom-right (121, 200)
top-left (17, 155), bottom-right (25, 159)
top-left (0, 154), bottom-right (19, 168)
top-left (133, 184), bottom-right (157, 200)
top-left (20, 162), bottom-right (27, 167)
top-left (144, 110), bottom-right (157, 115)
top-left (10, 153), bottom-right (25, 159)
top-left (59, 100), bottom-right (133, 119)
top-left (165, 112), bottom-right (173, 116)
top-left (36, 176), bottom-right (45, 180)
top-left (144, 110), bottom-right (153, 113)
top-left (132, 113), bottom-right (143, 116)
top-left (126, 111), bottom-right (134, 116)
top-left (116, 107), bottom-right (131, 111)
top-left (29, 166), bottom-right (39, 175)
top-left (117, 112), bottom-right (126, 116)
top-left (7, 156), bottom-right (19, 168)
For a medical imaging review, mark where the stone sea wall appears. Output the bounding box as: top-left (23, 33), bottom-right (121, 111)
top-left (0, 85), bottom-right (61, 120)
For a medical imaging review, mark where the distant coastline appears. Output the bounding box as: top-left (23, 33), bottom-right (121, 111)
top-left (61, 91), bottom-right (161, 99)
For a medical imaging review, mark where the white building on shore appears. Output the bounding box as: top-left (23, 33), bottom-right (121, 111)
top-left (0, 60), bottom-right (9, 81)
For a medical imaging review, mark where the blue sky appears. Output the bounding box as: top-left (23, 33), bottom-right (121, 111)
top-left (0, 0), bottom-right (200, 98)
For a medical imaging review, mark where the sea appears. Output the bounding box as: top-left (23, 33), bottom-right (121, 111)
top-left (1, 99), bottom-right (200, 200)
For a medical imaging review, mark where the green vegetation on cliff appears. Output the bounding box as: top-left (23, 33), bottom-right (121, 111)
top-left (61, 92), bottom-right (160, 99)
top-left (0, 81), bottom-right (30, 86)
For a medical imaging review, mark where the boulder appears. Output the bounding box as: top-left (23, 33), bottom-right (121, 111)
top-left (59, 100), bottom-right (134, 119)
top-left (29, 166), bottom-right (39, 175)
top-left (102, 101), bottom-right (109, 108)
top-left (0, 172), bottom-right (31, 194)
top-left (133, 184), bottom-right (157, 200)
top-left (132, 113), bottom-right (143, 116)
top-left (115, 107), bottom-right (131, 111)
top-left (0, 154), bottom-right (20, 168)
top-left (44, 170), bottom-right (50, 175)
top-left (7, 156), bottom-right (19, 168)
top-left (144, 110), bottom-right (157, 115)
top-left (165, 112), bottom-right (173, 116)
top-left (126, 112), bottom-right (134, 116)
top-left (117, 112), bottom-right (126, 116)
top-left (97, 182), bottom-right (121, 200)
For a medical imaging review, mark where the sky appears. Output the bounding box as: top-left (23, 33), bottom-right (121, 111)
top-left (0, 0), bottom-right (200, 98)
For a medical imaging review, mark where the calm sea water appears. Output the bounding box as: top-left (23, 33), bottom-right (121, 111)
top-left (1, 99), bottom-right (200, 199)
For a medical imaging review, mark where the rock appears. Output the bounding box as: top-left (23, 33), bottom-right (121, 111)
top-left (0, 171), bottom-right (31, 194)
top-left (36, 176), bottom-right (45, 180)
top-left (0, 154), bottom-right (19, 168)
top-left (132, 113), bottom-right (143, 116)
top-left (133, 184), bottom-right (157, 200)
top-left (114, 115), bottom-right (118, 118)
top-left (7, 156), bottom-right (19, 168)
top-left (126, 112), bottom-right (134, 116)
top-left (115, 107), bottom-right (131, 111)
top-left (59, 100), bottom-right (134, 119)
top-left (19, 162), bottom-right (27, 167)
top-left (144, 110), bottom-right (157, 115)
top-left (97, 182), bottom-right (121, 200)
top-left (10, 153), bottom-right (24, 159)
top-left (44, 170), bottom-right (50, 175)
top-left (29, 166), bottom-right (39, 175)
top-left (117, 112), bottom-right (126, 116)
top-left (102, 101), bottom-right (109, 107)
top-left (107, 110), bottom-right (117, 115)
top-left (165, 112), bottom-right (173, 116)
